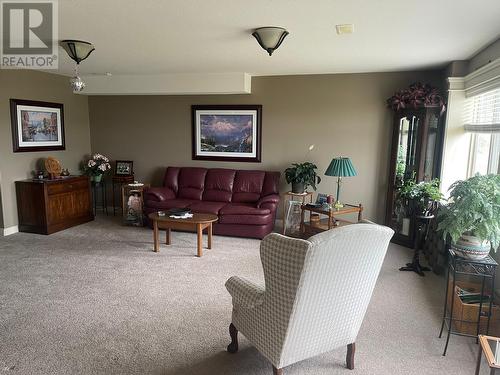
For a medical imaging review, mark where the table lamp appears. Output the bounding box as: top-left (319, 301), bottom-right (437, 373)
top-left (325, 157), bottom-right (357, 205)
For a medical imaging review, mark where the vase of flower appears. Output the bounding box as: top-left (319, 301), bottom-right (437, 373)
top-left (84, 153), bottom-right (111, 181)
top-left (93, 174), bottom-right (103, 183)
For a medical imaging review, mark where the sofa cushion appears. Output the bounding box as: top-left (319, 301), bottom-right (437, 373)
top-left (189, 201), bottom-right (227, 215)
top-left (232, 170), bottom-right (265, 203)
top-left (144, 187), bottom-right (176, 202)
top-left (220, 203), bottom-right (270, 216)
top-left (178, 167), bottom-right (207, 200)
top-left (145, 199), bottom-right (196, 210)
top-left (219, 214), bottom-right (273, 225)
top-left (262, 172), bottom-right (280, 196)
top-left (163, 167), bottom-right (181, 194)
top-left (202, 169), bottom-right (236, 202)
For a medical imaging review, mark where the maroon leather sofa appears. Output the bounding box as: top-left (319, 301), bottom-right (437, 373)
top-left (143, 167), bottom-right (280, 239)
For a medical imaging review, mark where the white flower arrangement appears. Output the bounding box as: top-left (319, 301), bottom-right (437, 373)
top-left (84, 153), bottom-right (111, 176)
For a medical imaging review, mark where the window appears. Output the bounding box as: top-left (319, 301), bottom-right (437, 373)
top-left (468, 133), bottom-right (500, 175)
top-left (465, 88), bottom-right (500, 176)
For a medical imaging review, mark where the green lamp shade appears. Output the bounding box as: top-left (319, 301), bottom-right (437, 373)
top-left (325, 157), bottom-right (357, 177)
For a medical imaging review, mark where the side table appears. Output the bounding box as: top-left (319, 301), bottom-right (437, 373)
top-left (112, 175), bottom-right (134, 215)
top-left (300, 203), bottom-right (363, 237)
top-left (91, 180), bottom-right (108, 216)
top-left (399, 211), bottom-right (436, 277)
top-left (439, 248), bottom-right (498, 356)
top-left (122, 183), bottom-right (150, 226)
top-left (476, 335), bottom-right (500, 374)
top-left (282, 191), bottom-right (313, 235)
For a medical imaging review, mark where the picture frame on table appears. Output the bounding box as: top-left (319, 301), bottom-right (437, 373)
top-left (191, 105), bottom-right (262, 162)
top-left (10, 99), bottom-right (65, 152)
top-left (115, 160), bottom-right (134, 176)
top-left (316, 193), bottom-right (328, 205)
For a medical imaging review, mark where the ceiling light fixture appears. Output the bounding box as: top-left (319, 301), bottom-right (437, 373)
top-left (252, 27), bottom-right (289, 56)
top-left (59, 40), bottom-right (95, 93)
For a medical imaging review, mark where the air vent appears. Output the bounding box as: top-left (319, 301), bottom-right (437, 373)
top-left (336, 24), bottom-right (354, 34)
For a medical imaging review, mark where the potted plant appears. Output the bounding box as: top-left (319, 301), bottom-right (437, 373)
top-left (84, 153), bottom-right (111, 182)
top-left (284, 162), bottom-right (321, 193)
top-left (438, 174), bottom-right (500, 260)
top-left (398, 176), bottom-right (443, 216)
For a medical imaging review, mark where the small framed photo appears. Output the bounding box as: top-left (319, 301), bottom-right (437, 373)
top-left (115, 160), bottom-right (133, 176)
top-left (316, 193), bottom-right (328, 205)
top-left (10, 99), bottom-right (65, 152)
top-left (192, 105), bottom-right (262, 162)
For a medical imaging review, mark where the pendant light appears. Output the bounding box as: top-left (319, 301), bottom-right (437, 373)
top-left (60, 40), bottom-right (95, 93)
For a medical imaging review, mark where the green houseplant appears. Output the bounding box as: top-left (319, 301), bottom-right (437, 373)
top-left (284, 162), bottom-right (321, 193)
top-left (438, 174), bottom-right (500, 260)
top-left (397, 176), bottom-right (443, 215)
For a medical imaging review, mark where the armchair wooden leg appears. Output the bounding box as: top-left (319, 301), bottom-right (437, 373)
top-left (346, 343), bottom-right (355, 370)
top-left (227, 323), bottom-right (239, 353)
top-left (273, 366), bottom-right (283, 375)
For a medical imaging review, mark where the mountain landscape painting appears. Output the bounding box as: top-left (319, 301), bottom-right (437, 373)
top-left (200, 114), bottom-right (253, 153)
top-left (192, 105), bottom-right (262, 162)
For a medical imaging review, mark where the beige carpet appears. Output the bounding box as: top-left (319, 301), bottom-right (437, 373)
top-left (0, 216), bottom-right (488, 374)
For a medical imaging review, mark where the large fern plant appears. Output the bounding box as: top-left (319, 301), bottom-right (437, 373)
top-left (437, 174), bottom-right (500, 250)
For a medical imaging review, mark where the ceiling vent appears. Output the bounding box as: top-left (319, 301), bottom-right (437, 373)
top-left (336, 24), bottom-right (354, 34)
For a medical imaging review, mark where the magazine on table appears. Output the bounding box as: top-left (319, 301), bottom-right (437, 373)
top-left (168, 208), bottom-right (192, 219)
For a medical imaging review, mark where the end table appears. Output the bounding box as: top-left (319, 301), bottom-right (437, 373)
top-left (300, 203), bottom-right (363, 237)
top-left (122, 183), bottom-right (150, 226)
top-left (282, 191), bottom-right (313, 235)
top-left (439, 248), bottom-right (498, 356)
top-left (112, 175), bottom-right (134, 215)
top-left (91, 180), bottom-right (108, 216)
top-left (476, 335), bottom-right (500, 374)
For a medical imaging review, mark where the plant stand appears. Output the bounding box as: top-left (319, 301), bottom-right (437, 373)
top-left (399, 213), bottom-right (434, 276)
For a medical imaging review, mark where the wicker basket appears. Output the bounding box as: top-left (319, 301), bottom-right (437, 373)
top-left (447, 279), bottom-right (500, 336)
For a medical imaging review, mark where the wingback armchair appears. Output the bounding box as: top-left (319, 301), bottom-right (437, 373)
top-left (225, 223), bottom-right (394, 374)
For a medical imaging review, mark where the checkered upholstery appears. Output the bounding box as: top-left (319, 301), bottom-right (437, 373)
top-left (226, 276), bottom-right (265, 309)
top-left (225, 223), bottom-right (394, 369)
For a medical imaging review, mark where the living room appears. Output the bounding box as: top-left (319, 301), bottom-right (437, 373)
top-left (1, 1), bottom-right (500, 374)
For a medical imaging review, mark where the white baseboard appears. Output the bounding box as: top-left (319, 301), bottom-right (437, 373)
top-left (2, 225), bottom-right (19, 236)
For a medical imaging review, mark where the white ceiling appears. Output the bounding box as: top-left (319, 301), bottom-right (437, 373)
top-left (56, 0), bottom-right (500, 78)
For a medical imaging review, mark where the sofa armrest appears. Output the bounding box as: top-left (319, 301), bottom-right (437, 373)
top-left (256, 194), bottom-right (280, 210)
top-left (225, 276), bottom-right (265, 309)
top-left (144, 187), bottom-right (176, 202)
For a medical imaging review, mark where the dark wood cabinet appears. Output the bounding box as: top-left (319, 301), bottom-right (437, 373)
top-left (385, 106), bottom-right (445, 248)
top-left (16, 176), bottom-right (94, 234)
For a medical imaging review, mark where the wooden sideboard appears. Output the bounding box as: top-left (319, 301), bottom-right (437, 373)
top-left (16, 176), bottom-right (94, 234)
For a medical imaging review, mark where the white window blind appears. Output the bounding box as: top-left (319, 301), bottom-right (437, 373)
top-left (464, 88), bottom-right (500, 133)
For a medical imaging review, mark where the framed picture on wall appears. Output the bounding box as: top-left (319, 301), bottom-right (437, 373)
top-left (115, 160), bottom-right (134, 176)
top-left (191, 105), bottom-right (262, 162)
top-left (10, 99), bottom-right (65, 152)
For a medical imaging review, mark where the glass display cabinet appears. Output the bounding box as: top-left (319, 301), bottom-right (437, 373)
top-left (385, 106), bottom-right (445, 248)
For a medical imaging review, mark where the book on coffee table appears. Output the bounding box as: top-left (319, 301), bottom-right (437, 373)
top-left (167, 207), bottom-right (192, 218)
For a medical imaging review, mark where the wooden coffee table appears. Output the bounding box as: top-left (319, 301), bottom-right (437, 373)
top-left (148, 212), bottom-right (218, 257)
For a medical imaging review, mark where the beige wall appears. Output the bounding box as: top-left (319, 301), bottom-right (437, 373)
top-left (89, 71), bottom-right (444, 223)
top-left (0, 70), bottom-right (91, 229)
top-left (468, 37), bottom-right (500, 73)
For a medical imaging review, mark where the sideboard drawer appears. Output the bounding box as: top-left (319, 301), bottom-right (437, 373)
top-left (47, 179), bottom-right (88, 195)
